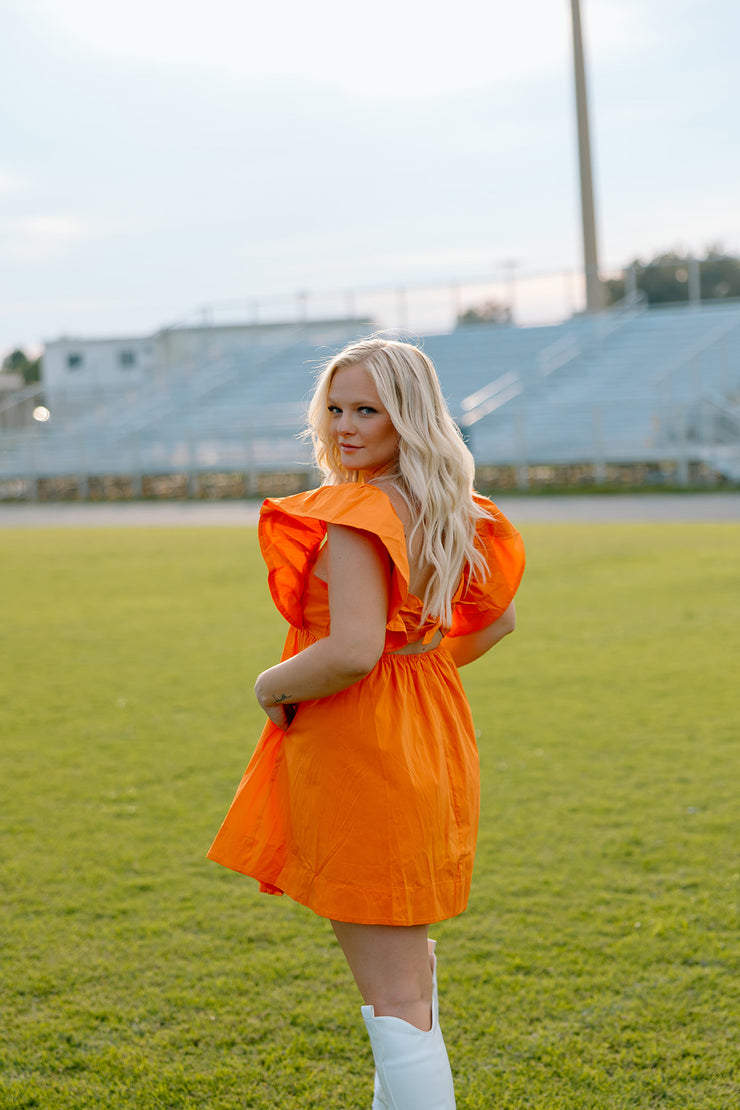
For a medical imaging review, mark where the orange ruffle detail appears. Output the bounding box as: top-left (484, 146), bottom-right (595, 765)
top-left (258, 483), bottom-right (412, 647)
top-left (447, 494), bottom-right (526, 637)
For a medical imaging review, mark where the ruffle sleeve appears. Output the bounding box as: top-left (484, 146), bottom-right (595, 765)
top-left (446, 496), bottom-right (525, 638)
top-left (258, 483), bottom-right (410, 634)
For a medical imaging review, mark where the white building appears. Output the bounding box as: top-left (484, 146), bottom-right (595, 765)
top-left (42, 334), bottom-right (158, 412)
top-left (41, 318), bottom-right (371, 418)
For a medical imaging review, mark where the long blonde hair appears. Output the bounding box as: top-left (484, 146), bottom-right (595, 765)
top-left (307, 337), bottom-right (491, 626)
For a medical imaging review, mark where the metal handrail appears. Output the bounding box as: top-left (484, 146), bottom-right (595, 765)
top-left (0, 382), bottom-right (44, 418)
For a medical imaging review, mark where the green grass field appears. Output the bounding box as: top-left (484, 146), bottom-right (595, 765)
top-left (1, 521), bottom-right (738, 1109)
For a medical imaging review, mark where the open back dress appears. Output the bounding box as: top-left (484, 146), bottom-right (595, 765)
top-left (207, 482), bottom-right (525, 926)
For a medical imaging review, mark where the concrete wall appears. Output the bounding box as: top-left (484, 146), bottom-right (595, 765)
top-left (43, 335), bottom-right (157, 400)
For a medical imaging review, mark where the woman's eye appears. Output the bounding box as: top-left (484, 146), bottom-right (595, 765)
top-left (358, 407), bottom-right (377, 415)
top-left (327, 405), bottom-right (341, 414)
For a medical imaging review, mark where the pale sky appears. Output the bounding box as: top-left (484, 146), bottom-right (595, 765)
top-left (2, 0), bottom-right (739, 356)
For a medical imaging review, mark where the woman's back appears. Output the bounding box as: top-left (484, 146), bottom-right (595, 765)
top-left (372, 478), bottom-right (435, 606)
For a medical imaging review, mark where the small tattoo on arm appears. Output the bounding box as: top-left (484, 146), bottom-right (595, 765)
top-left (272, 692), bottom-right (290, 704)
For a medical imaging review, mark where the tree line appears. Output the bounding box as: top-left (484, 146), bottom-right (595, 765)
top-left (1, 348), bottom-right (42, 385)
top-left (604, 247), bottom-right (740, 306)
top-left (457, 246), bottom-right (740, 325)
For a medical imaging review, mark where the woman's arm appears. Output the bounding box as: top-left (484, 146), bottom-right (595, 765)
top-left (443, 601), bottom-right (516, 668)
top-left (254, 523), bottom-right (390, 729)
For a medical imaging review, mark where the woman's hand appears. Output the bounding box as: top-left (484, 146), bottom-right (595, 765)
top-left (262, 702), bottom-right (294, 730)
top-left (255, 675), bottom-right (296, 731)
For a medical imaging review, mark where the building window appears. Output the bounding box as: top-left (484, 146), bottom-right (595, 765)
top-left (119, 349), bottom-right (137, 368)
top-left (67, 353), bottom-right (84, 369)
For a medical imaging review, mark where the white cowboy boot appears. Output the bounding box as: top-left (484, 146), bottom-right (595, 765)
top-left (363, 939), bottom-right (455, 1110)
top-left (371, 1069), bottom-right (390, 1109)
top-left (369, 940), bottom-right (440, 1109)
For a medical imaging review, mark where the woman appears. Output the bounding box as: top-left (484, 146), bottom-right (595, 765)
top-left (208, 337), bottom-right (525, 1109)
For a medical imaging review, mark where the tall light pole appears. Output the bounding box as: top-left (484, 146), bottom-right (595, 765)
top-left (570, 0), bottom-right (604, 312)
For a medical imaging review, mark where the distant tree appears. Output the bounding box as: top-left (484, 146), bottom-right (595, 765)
top-left (700, 250), bottom-right (740, 299)
top-left (456, 300), bottom-right (512, 327)
top-left (604, 247), bottom-right (740, 306)
top-left (1, 348), bottom-right (41, 385)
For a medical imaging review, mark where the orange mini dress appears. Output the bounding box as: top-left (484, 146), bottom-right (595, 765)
top-left (207, 483), bottom-right (525, 926)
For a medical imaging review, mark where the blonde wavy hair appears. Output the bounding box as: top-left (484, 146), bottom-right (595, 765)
top-left (307, 336), bottom-right (491, 626)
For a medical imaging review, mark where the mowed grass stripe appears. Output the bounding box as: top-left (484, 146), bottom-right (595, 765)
top-left (1, 524), bottom-right (738, 1109)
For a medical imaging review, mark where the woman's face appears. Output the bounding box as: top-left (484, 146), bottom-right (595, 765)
top-left (328, 362), bottom-right (399, 475)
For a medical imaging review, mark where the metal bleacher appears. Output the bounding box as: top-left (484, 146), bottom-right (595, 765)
top-left (1, 300), bottom-right (740, 495)
top-left (454, 300), bottom-right (740, 478)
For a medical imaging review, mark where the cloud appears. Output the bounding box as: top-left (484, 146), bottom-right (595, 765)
top-left (17, 0), bottom-right (628, 99)
top-left (20, 215), bottom-right (84, 238)
top-left (0, 295), bottom-right (122, 319)
top-left (1, 214), bottom-right (93, 261)
top-left (0, 169), bottom-right (29, 196)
